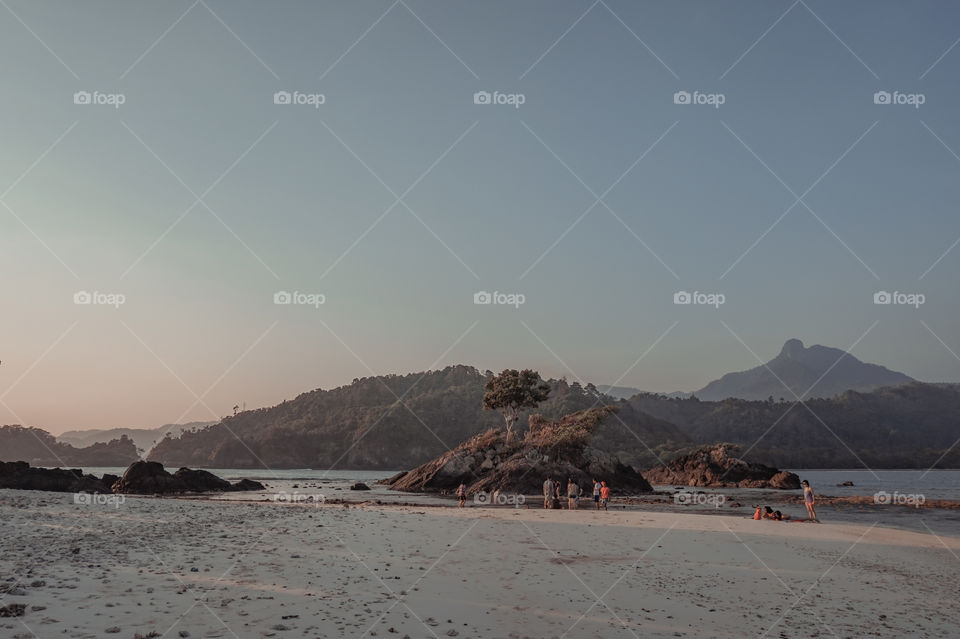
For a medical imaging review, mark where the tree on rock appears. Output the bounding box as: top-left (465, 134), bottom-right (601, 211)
top-left (482, 369), bottom-right (550, 440)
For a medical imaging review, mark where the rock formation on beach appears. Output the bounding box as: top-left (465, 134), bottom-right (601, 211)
top-left (0, 461), bottom-right (115, 493)
top-left (644, 443), bottom-right (800, 489)
top-left (0, 460), bottom-right (264, 495)
top-left (384, 406), bottom-right (653, 495)
top-left (112, 461), bottom-right (265, 494)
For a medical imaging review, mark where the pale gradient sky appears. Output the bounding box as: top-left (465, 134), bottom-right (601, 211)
top-left (1, 1), bottom-right (958, 434)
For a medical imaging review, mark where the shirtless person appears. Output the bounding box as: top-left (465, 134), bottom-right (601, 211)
top-left (543, 477), bottom-right (555, 509)
top-left (567, 478), bottom-right (580, 510)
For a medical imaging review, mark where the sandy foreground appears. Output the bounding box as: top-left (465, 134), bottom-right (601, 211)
top-left (1, 490), bottom-right (958, 639)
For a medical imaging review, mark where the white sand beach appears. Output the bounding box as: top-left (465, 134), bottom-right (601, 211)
top-left (1, 490), bottom-right (958, 639)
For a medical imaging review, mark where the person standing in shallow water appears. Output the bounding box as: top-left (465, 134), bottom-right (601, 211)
top-left (567, 478), bottom-right (579, 510)
top-left (456, 482), bottom-right (466, 508)
top-left (543, 477), bottom-right (555, 509)
top-left (592, 478), bottom-right (602, 511)
top-left (802, 480), bottom-right (819, 522)
top-left (600, 481), bottom-right (610, 511)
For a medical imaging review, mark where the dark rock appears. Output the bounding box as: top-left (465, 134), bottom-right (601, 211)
top-left (0, 461), bottom-right (113, 493)
top-left (231, 478), bottom-right (265, 491)
top-left (837, 480), bottom-right (855, 487)
top-left (350, 482), bottom-right (371, 491)
top-left (173, 468), bottom-right (232, 491)
top-left (113, 461), bottom-right (186, 494)
top-left (0, 603), bottom-right (25, 617)
top-left (645, 444), bottom-right (800, 489)
top-left (113, 461), bottom-right (265, 494)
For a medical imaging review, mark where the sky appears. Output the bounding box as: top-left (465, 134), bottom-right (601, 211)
top-left (1, 0), bottom-right (959, 433)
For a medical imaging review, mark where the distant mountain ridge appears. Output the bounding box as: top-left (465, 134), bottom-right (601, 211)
top-left (694, 339), bottom-right (915, 401)
top-left (58, 422), bottom-right (215, 453)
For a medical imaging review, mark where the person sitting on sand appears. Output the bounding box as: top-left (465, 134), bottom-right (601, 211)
top-left (456, 482), bottom-right (466, 508)
top-left (593, 478), bottom-right (602, 510)
top-left (753, 506), bottom-right (763, 520)
top-left (763, 506), bottom-right (778, 520)
top-left (543, 477), bottom-right (555, 509)
top-left (600, 481), bottom-right (610, 511)
top-left (802, 480), bottom-right (819, 522)
top-left (567, 478), bottom-right (579, 510)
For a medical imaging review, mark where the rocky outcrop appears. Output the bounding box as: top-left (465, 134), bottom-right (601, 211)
top-left (645, 444), bottom-right (800, 489)
top-left (112, 461), bottom-right (264, 494)
top-left (384, 407), bottom-right (653, 495)
top-left (0, 460), bottom-right (264, 495)
top-left (0, 461), bottom-right (112, 493)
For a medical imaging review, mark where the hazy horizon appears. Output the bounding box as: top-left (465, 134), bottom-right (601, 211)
top-left (3, 1), bottom-right (959, 433)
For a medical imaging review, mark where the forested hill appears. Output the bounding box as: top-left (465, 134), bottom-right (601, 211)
top-left (0, 425), bottom-right (139, 466)
top-left (628, 382), bottom-right (960, 468)
top-left (146, 367), bottom-right (960, 471)
top-left (146, 365), bottom-right (692, 469)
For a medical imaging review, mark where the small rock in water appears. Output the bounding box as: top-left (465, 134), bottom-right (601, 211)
top-left (104, 627), bottom-right (122, 634)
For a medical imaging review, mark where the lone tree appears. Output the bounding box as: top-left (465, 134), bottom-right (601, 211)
top-left (482, 369), bottom-right (551, 440)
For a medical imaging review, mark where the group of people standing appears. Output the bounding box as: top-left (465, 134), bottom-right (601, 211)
top-left (542, 477), bottom-right (610, 510)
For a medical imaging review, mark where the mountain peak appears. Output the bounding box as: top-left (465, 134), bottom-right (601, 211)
top-left (695, 339), bottom-right (914, 401)
top-left (779, 338), bottom-right (805, 358)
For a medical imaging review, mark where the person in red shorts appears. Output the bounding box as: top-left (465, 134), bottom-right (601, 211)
top-left (599, 481), bottom-right (611, 511)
